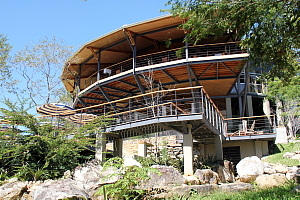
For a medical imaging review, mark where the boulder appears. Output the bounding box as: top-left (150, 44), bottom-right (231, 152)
top-left (26, 179), bottom-right (89, 200)
top-left (274, 164), bottom-right (288, 174)
top-left (183, 175), bottom-right (200, 185)
top-left (236, 156), bottom-right (264, 183)
top-left (216, 160), bottom-right (235, 183)
top-left (255, 174), bottom-right (288, 188)
top-left (194, 169), bottom-right (221, 185)
top-left (282, 152), bottom-right (295, 159)
top-left (218, 182), bottom-right (254, 192)
top-left (169, 184), bottom-right (217, 198)
top-left (293, 185), bottom-right (300, 193)
top-left (139, 165), bottom-right (185, 190)
top-left (292, 154), bottom-right (300, 160)
top-left (0, 181), bottom-right (27, 200)
top-left (264, 167), bottom-right (276, 174)
top-left (123, 155), bottom-right (142, 167)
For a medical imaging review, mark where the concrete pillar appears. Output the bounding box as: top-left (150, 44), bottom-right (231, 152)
top-left (95, 132), bottom-right (106, 162)
top-left (183, 124), bottom-right (194, 176)
top-left (247, 96), bottom-right (253, 116)
top-left (138, 142), bottom-right (147, 157)
top-left (255, 141), bottom-right (262, 158)
top-left (113, 138), bottom-right (123, 157)
top-left (261, 141), bottom-right (268, 156)
top-left (226, 98), bottom-right (232, 119)
top-left (214, 134), bottom-right (223, 160)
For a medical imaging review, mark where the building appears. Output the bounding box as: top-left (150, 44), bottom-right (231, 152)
top-left (61, 15), bottom-right (276, 175)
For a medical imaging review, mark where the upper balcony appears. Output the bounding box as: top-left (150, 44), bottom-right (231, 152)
top-left (61, 15), bottom-right (249, 119)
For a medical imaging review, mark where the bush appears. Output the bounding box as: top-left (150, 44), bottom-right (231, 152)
top-left (0, 99), bottom-right (110, 180)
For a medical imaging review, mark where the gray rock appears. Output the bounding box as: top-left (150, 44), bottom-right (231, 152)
top-left (218, 182), bottom-right (254, 192)
top-left (293, 185), bottom-right (300, 192)
top-left (255, 174), bottom-right (288, 188)
top-left (282, 152), bottom-right (295, 159)
top-left (236, 156), bottom-right (264, 182)
top-left (274, 164), bottom-right (288, 174)
top-left (123, 155), bottom-right (142, 167)
top-left (27, 179), bottom-right (89, 200)
top-left (183, 175), bottom-right (200, 185)
top-left (0, 181), bottom-right (27, 200)
top-left (216, 160), bottom-right (235, 183)
top-left (292, 154), bottom-right (300, 160)
top-left (264, 167), bottom-right (276, 174)
top-left (194, 169), bottom-right (221, 185)
top-left (139, 165), bottom-right (185, 190)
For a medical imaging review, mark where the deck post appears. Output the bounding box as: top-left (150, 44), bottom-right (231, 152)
top-left (214, 134), bottom-right (223, 160)
top-left (138, 142), bottom-right (147, 157)
top-left (113, 138), bottom-right (123, 158)
top-left (255, 140), bottom-right (263, 158)
top-left (95, 132), bottom-right (106, 162)
top-left (183, 124), bottom-right (194, 176)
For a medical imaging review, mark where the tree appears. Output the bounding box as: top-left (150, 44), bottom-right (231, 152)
top-left (267, 76), bottom-right (300, 138)
top-left (0, 34), bottom-right (13, 89)
top-left (11, 36), bottom-right (74, 106)
top-left (0, 98), bottom-right (111, 181)
top-left (166, 0), bottom-right (300, 81)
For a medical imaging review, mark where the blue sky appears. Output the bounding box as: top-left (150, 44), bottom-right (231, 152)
top-left (0, 0), bottom-right (170, 112)
top-left (1, 0), bottom-right (169, 53)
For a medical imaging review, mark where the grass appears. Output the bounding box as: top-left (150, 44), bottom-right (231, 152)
top-left (182, 183), bottom-right (299, 200)
top-left (264, 142), bottom-right (300, 166)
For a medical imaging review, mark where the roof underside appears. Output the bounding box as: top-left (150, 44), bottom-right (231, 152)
top-left (61, 14), bottom-right (246, 115)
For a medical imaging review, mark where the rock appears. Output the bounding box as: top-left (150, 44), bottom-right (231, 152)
top-left (255, 174), bottom-right (288, 188)
top-left (194, 169), bottom-right (221, 185)
top-left (169, 184), bottom-right (217, 198)
top-left (139, 165), bottom-right (185, 190)
top-left (123, 155), bottom-right (142, 167)
top-left (293, 185), bottom-right (300, 193)
top-left (292, 154), bottom-right (300, 160)
top-left (183, 175), bottom-right (200, 185)
top-left (216, 160), bottom-right (235, 183)
top-left (274, 164), bottom-right (288, 174)
top-left (0, 181), bottom-right (27, 200)
top-left (282, 152), bottom-right (295, 159)
top-left (72, 159), bottom-right (120, 197)
top-left (27, 179), bottom-right (89, 200)
top-left (286, 172), bottom-right (297, 180)
top-left (264, 167), bottom-right (276, 174)
top-left (218, 182), bottom-right (254, 192)
top-left (236, 156), bottom-right (264, 183)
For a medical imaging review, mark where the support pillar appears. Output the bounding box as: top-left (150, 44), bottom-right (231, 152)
top-left (226, 98), bottom-right (232, 119)
top-left (255, 141), bottom-right (263, 158)
top-left (247, 96), bottom-right (253, 117)
top-left (113, 138), bottom-right (123, 158)
top-left (214, 134), bottom-right (223, 160)
top-left (95, 132), bottom-right (106, 162)
top-left (138, 142), bottom-right (147, 157)
top-left (183, 124), bottom-right (193, 176)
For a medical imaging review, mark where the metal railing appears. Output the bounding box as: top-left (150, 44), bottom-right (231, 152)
top-left (224, 115), bottom-right (276, 137)
top-left (103, 86), bottom-right (225, 135)
top-left (81, 42), bottom-right (246, 88)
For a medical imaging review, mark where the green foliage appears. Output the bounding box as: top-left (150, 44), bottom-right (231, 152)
top-left (0, 99), bottom-right (111, 181)
top-left (167, 0), bottom-right (300, 81)
top-left (96, 157), bottom-right (158, 200)
top-left (137, 143), bottom-right (183, 172)
top-left (265, 142), bottom-right (300, 166)
top-left (193, 155), bottom-right (219, 170)
top-left (171, 182), bottom-right (299, 199)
